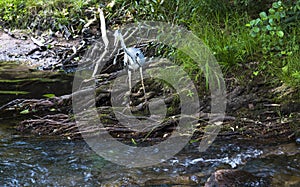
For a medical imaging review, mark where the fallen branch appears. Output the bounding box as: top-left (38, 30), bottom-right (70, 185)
top-left (92, 8), bottom-right (109, 77)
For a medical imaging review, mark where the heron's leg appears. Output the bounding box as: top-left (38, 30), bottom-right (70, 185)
top-left (120, 69), bottom-right (132, 108)
top-left (139, 67), bottom-right (147, 102)
top-left (128, 69), bottom-right (132, 91)
top-left (123, 53), bottom-right (129, 67)
top-left (123, 54), bottom-right (132, 92)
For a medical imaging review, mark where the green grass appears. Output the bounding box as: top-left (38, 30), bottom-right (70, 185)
top-left (188, 12), bottom-right (258, 68)
top-left (167, 8), bottom-right (260, 86)
top-left (281, 52), bottom-right (300, 88)
top-left (0, 0), bottom-right (299, 89)
top-left (175, 1), bottom-right (299, 90)
top-left (0, 0), bottom-right (100, 31)
top-left (0, 90), bottom-right (30, 95)
top-left (0, 78), bottom-right (61, 83)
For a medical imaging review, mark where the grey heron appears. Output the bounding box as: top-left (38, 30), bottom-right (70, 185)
top-left (113, 30), bottom-right (147, 101)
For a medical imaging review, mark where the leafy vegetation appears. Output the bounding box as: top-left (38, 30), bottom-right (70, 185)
top-left (0, 0), bottom-right (100, 32)
top-left (248, 0), bottom-right (300, 86)
top-left (0, 0), bottom-right (299, 88)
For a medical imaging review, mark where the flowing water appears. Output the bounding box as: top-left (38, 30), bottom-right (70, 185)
top-left (1, 120), bottom-right (299, 186)
top-left (0, 62), bottom-right (299, 186)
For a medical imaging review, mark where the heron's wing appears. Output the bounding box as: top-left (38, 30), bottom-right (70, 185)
top-left (124, 53), bottom-right (129, 67)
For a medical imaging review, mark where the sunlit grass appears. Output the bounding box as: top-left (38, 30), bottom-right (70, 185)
top-left (0, 90), bottom-right (30, 95)
top-left (189, 12), bottom-right (258, 68)
top-left (170, 10), bottom-right (260, 83)
top-left (0, 0), bottom-right (100, 30)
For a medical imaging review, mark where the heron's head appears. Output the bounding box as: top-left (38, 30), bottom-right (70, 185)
top-left (126, 47), bottom-right (145, 67)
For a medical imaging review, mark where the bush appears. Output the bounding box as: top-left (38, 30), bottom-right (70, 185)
top-left (248, 0), bottom-right (300, 86)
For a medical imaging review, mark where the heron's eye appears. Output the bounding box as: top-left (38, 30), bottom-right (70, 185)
top-left (136, 53), bottom-right (139, 56)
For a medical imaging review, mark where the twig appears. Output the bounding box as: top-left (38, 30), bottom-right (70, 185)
top-left (92, 8), bottom-right (109, 77)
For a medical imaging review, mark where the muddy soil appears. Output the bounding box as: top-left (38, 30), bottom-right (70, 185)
top-left (0, 29), bottom-right (90, 71)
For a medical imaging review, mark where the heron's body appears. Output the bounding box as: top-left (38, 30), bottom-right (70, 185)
top-left (114, 30), bottom-right (147, 100)
top-left (124, 47), bottom-right (145, 70)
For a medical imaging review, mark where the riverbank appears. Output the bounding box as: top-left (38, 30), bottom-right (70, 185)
top-left (0, 28), bottom-right (299, 187)
top-left (0, 51), bottom-right (298, 144)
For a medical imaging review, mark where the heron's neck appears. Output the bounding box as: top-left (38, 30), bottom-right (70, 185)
top-left (118, 33), bottom-right (127, 50)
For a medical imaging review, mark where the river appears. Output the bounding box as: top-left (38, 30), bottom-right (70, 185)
top-left (0, 61), bottom-right (299, 186)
